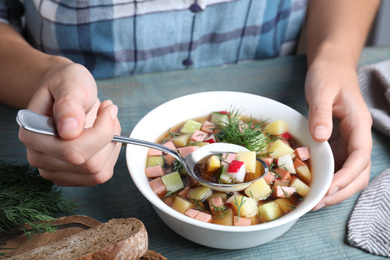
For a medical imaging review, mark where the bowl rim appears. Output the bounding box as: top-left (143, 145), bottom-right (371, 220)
top-left (126, 91), bottom-right (334, 232)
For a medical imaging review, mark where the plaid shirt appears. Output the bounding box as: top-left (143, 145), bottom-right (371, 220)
top-left (0, 0), bottom-right (307, 79)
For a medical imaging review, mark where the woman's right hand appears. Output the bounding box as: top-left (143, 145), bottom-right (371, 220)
top-left (18, 63), bottom-right (122, 186)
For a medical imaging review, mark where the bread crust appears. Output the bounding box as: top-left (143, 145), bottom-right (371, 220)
top-left (10, 218), bottom-right (148, 260)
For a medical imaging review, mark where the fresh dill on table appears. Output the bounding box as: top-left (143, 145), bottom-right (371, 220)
top-left (0, 161), bottom-right (78, 237)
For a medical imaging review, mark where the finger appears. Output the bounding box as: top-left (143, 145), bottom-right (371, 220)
top-left (312, 163), bottom-right (370, 210)
top-left (25, 138), bottom-right (118, 175)
top-left (50, 65), bottom-right (98, 140)
top-left (21, 102), bottom-right (118, 166)
top-left (306, 87), bottom-right (334, 142)
top-left (327, 143), bottom-right (372, 196)
top-left (39, 164), bottom-right (115, 187)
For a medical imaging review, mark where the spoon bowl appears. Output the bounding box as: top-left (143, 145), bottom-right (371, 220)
top-left (16, 109), bottom-right (268, 192)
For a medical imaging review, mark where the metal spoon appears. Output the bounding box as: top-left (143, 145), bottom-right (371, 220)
top-left (16, 109), bottom-right (268, 192)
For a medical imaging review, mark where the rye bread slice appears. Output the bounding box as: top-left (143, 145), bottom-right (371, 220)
top-left (10, 218), bottom-right (148, 260)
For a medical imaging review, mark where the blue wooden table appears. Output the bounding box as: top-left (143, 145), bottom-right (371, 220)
top-left (1, 46), bottom-right (390, 259)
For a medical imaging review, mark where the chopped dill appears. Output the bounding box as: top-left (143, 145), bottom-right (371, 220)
top-left (281, 187), bottom-right (291, 198)
top-left (172, 159), bottom-right (184, 173)
top-left (210, 201), bottom-right (228, 219)
top-left (161, 128), bottom-right (182, 143)
top-left (233, 196), bottom-right (246, 222)
top-left (286, 204), bottom-right (296, 210)
top-left (215, 108), bottom-right (271, 153)
top-left (272, 171), bottom-right (281, 179)
top-left (189, 199), bottom-right (205, 211)
top-left (163, 191), bottom-right (175, 198)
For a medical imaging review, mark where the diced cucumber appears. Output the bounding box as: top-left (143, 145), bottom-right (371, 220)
top-left (219, 165), bottom-right (231, 184)
top-left (258, 201), bottom-right (282, 222)
top-left (210, 112), bottom-right (228, 126)
top-left (172, 134), bottom-right (191, 147)
top-left (161, 171), bottom-right (184, 194)
top-left (180, 120), bottom-right (202, 134)
top-left (186, 186), bottom-right (212, 201)
top-left (147, 156), bottom-right (165, 168)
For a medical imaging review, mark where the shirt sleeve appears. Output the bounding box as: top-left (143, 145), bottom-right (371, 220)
top-left (0, 0), bottom-right (24, 33)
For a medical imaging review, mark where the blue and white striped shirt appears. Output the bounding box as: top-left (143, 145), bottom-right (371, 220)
top-left (0, 0), bottom-right (307, 79)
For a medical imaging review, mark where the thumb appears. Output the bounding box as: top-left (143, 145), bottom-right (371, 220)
top-left (51, 67), bottom-right (98, 140)
top-left (307, 95), bottom-right (333, 143)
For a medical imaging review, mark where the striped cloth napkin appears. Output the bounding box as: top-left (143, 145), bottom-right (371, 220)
top-left (347, 59), bottom-right (390, 257)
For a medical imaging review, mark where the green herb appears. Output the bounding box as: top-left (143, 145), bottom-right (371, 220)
top-left (215, 108), bottom-right (270, 153)
top-left (161, 128), bottom-right (181, 143)
top-left (281, 187), bottom-right (291, 199)
top-left (233, 196), bottom-right (246, 222)
top-left (0, 161), bottom-right (78, 237)
top-left (172, 159), bottom-right (184, 173)
top-left (210, 201), bottom-right (228, 219)
top-left (285, 204), bottom-right (296, 210)
top-left (215, 153), bottom-right (232, 166)
top-left (189, 199), bottom-right (205, 211)
top-left (272, 171), bottom-right (281, 179)
top-left (269, 162), bottom-right (276, 171)
top-left (163, 191), bottom-right (175, 198)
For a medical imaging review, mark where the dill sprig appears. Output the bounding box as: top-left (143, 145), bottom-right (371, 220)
top-left (215, 108), bottom-right (270, 153)
top-left (210, 201), bottom-right (228, 219)
top-left (161, 128), bottom-right (181, 143)
top-left (233, 196), bottom-right (246, 222)
top-left (0, 161), bottom-right (78, 237)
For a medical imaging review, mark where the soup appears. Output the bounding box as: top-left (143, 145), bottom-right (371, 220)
top-left (146, 110), bottom-right (311, 226)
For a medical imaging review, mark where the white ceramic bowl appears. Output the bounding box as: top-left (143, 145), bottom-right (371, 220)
top-left (126, 91), bottom-right (334, 249)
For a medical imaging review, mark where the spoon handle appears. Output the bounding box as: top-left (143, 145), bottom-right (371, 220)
top-left (112, 135), bottom-right (181, 160)
top-left (16, 109), bottom-right (182, 161)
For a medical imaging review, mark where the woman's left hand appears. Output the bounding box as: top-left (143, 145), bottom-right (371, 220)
top-left (305, 60), bottom-right (373, 210)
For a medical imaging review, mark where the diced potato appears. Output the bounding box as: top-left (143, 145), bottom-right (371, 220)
top-left (172, 134), bottom-right (191, 147)
top-left (193, 141), bottom-right (209, 147)
top-left (161, 171), bottom-right (184, 194)
top-left (296, 165), bottom-right (312, 184)
top-left (264, 120), bottom-right (289, 135)
top-left (207, 155), bottom-right (221, 172)
top-left (147, 156), bottom-right (165, 168)
top-left (212, 208), bottom-right (233, 226)
top-left (244, 178), bottom-right (272, 202)
top-left (180, 120), bottom-right (203, 134)
top-left (290, 177), bottom-right (310, 197)
top-left (237, 151), bottom-right (256, 173)
top-left (209, 192), bottom-right (228, 201)
top-left (245, 160), bottom-right (264, 182)
top-left (275, 198), bottom-right (296, 214)
top-left (277, 154), bottom-right (296, 174)
top-left (228, 196), bottom-right (258, 217)
top-left (172, 196), bottom-right (194, 214)
top-left (258, 201), bottom-right (282, 222)
top-left (267, 139), bottom-right (294, 159)
top-left (186, 186), bottom-right (212, 201)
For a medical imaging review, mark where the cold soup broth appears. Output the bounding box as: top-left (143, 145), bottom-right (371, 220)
top-left (146, 110), bottom-right (312, 226)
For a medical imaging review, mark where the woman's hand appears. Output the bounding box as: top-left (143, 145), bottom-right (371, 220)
top-left (18, 63), bottom-right (122, 186)
top-left (305, 60), bottom-right (372, 210)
